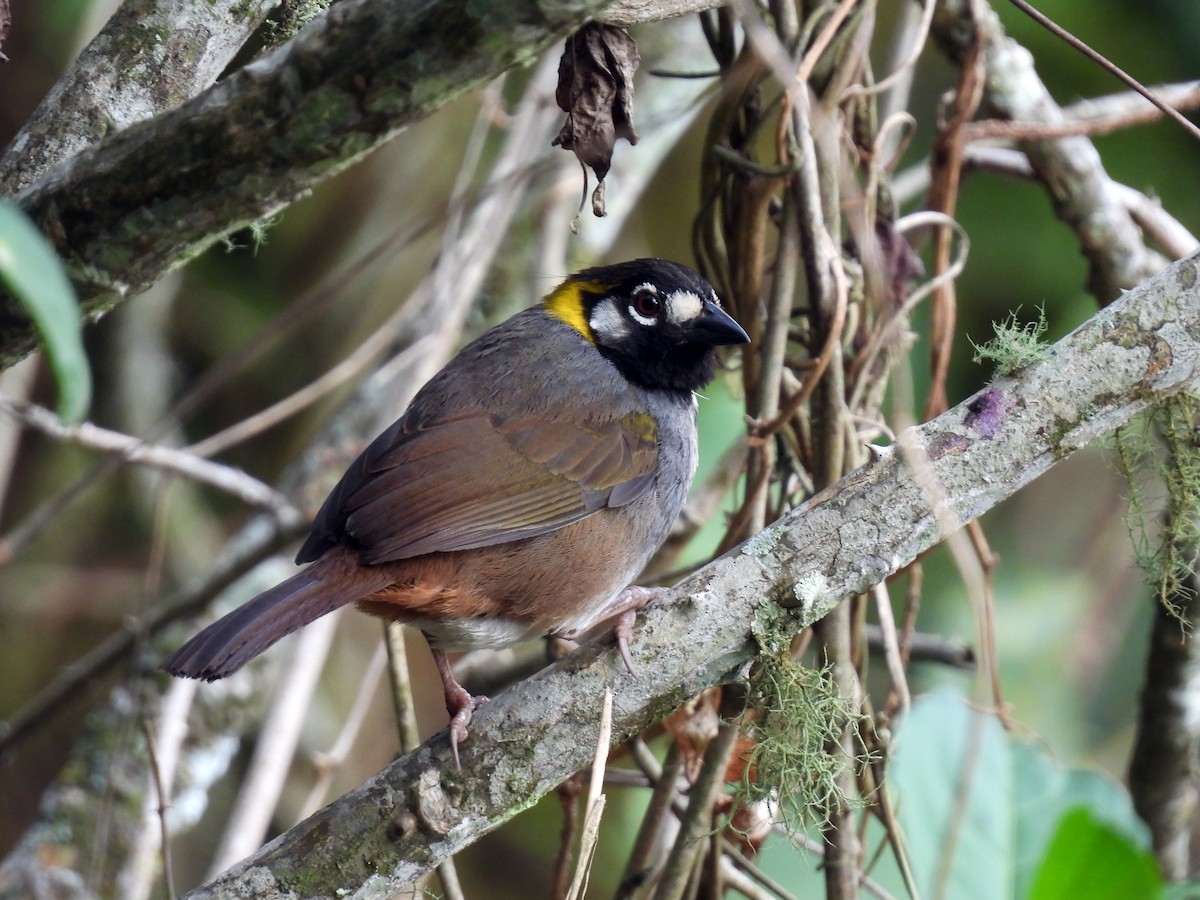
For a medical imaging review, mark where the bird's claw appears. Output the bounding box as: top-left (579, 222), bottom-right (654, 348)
top-left (614, 608), bottom-right (638, 676)
top-left (447, 692), bottom-right (489, 770)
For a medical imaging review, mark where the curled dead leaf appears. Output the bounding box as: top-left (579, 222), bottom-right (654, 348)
top-left (552, 22), bottom-right (640, 217)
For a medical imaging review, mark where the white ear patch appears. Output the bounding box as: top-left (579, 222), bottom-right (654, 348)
top-left (666, 290), bottom-right (704, 325)
top-left (589, 297), bottom-right (630, 341)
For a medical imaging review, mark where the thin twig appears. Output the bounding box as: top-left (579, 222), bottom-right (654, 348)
top-left (0, 398), bottom-right (297, 514)
top-left (845, 0), bottom-right (935, 100)
top-left (383, 624), bottom-right (422, 753)
top-left (870, 584), bottom-right (910, 715)
top-left (565, 689), bottom-right (612, 900)
top-left (924, 0), bottom-right (985, 420)
top-left (138, 720), bottom-right (178, 900)
top-left (1005, 0), bottom-right (1200, 144)
top-left (964, 79), bottom-right (1200, 141)
top-left (795, 0), bottom-right (858, 85)
top-left (965, 519), bottom-right (1005, 718)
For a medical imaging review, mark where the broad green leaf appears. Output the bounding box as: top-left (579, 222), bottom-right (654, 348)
top-left (1010, 741), bottom-right (1150, 898)
top-left (889, 690), bottom-right (1014, 899)
top-left (887, 691), bottom-right (1154, 899)
top-left (1028, 807), bottom-right (1159, 900)
top-left (0, 199), bottom-right (91, 422)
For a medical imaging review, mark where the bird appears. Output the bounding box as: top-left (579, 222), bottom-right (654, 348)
top-left (162, 258), bottom-right (749, 766)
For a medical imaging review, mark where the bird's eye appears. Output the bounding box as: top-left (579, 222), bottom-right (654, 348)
top-left (631, 289), bottom-right (661, 320)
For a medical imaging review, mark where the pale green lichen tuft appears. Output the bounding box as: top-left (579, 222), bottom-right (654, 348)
top-left (736, 655), bottom-right (870, 835)
top-left (971, 305), bottom-right (1049, 376)
top-left (1115, 393), bottom-right (1200, 622)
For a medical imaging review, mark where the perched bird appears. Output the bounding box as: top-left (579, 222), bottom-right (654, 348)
top-left (163, 258), bottom-right (749, 765)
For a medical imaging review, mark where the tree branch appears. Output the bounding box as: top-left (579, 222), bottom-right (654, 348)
top-left (0, 0), bottom-right (602, 366)
top-left (932, 0), bottom-right (1166, 302)
top-left (0, 397), bottom-right (297, 512)
top-left (0, 0), bottom-right (722, 369)
top-left (0, 0), bottom-right (282, 194)
top-left (185, 253), bottom-right (1200, 898)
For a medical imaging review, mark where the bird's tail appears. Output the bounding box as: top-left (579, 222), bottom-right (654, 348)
top-left (161, 550), bottom-right (391, 681)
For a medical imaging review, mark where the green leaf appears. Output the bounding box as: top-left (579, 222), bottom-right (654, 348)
top-left (1010, 741), bottom-right (1151, 898)
top-left (889, 691), bottom-right (1014, 900)
top-left (887, 691), bottom-right (1155, 899)
top-left (0, 199), bottom-right (91, 422)
top-left (1028, 807), bottom-right (1159, 900)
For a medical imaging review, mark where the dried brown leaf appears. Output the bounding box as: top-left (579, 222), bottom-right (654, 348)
top-left (663, 687), bottom-right (720, 782)
top-left (552, 23), bottom-right (640, 217)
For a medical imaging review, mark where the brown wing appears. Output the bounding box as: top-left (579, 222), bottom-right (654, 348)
top-left (309, 411), bottom-right (659, 565)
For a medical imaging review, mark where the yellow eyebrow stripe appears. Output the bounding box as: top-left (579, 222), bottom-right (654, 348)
top-left (543, 280), bottom-right (607, 345)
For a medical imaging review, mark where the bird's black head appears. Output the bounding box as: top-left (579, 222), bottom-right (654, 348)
top-left (543, 258), bottom-right (750, 395)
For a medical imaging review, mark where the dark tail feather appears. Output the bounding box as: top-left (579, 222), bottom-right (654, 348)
top-left (162, 563), bottom-right (383, 681)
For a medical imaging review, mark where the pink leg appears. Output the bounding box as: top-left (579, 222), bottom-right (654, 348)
top-left (559, 586), bottom-right (664, 676)
top-left (430, 645), bottom-right (489, 769)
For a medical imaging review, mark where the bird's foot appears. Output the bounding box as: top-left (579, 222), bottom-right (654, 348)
top-left (431, 645), bottom-right (489, 770)
top-left (560, 585), bottom-right (663, 677)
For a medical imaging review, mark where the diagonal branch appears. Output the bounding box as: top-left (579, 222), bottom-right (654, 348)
top-left (932, 0), bottom-right (1165, 302)
top-left (188, 254), bottom-right (1200, 899)
top-left (0, 0), bottom-right (282, 195)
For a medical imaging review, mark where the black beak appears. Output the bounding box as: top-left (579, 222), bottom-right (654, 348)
top-left (689, 299), bottom-right (751, 346)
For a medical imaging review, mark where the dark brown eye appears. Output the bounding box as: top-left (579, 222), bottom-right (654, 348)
top-left (631, 289), bottom-right (660, 320)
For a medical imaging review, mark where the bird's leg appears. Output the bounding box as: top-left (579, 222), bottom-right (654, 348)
top-left (429, 644), bottom-right (489, 769)
top-left (559, 585), bottom-right (664, 676)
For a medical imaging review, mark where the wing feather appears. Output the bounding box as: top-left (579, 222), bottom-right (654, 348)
top-left (308, 410), bottom-right (660, 565)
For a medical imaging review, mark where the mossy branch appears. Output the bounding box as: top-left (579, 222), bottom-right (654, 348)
top-left (0, 0), bottom-right (282, 196)
top-left (184, 255), bottom-right (1200, 899)
top-left (0, 0), bottom-right (724, 369)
